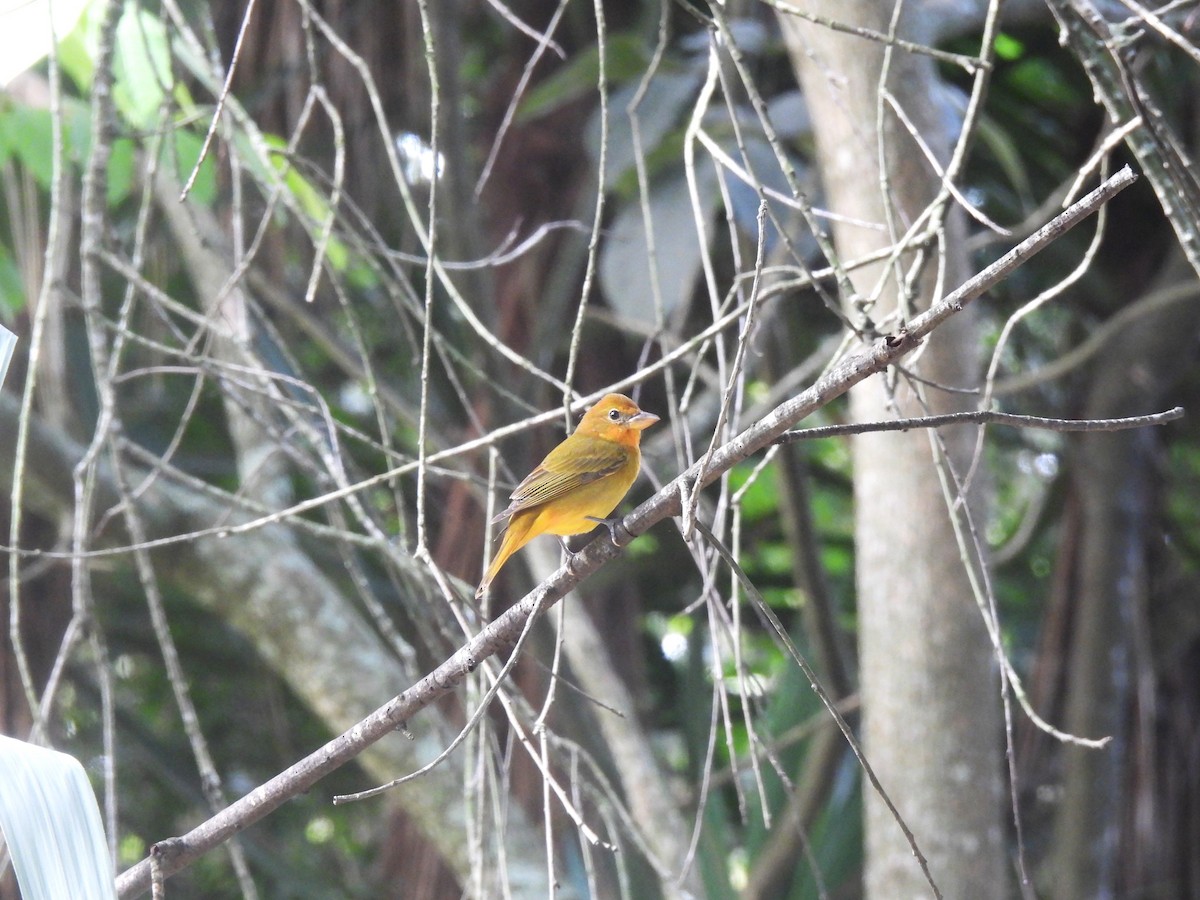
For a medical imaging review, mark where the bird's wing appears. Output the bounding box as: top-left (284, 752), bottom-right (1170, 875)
top-left (492, 437), bottom-right (629, 521)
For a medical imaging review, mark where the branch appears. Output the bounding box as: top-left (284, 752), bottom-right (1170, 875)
top-left (113, 165), bottom-right (1136, 899)
top-left (1046, 0), bottom-right (1200, 276)
top-left (774, 405), bottom-right (1184, 443)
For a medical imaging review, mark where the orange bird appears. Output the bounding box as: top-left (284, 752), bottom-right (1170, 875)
top-left (477, 393), bottom-right (659, 598)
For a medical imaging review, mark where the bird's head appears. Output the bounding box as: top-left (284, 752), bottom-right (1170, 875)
top-left (577, 393), bottom-right (659, 444)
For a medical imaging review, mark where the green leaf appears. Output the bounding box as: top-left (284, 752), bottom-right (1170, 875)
top-left (1007, 57), bottom-right (1078, 108)
top-left (238, 133), bottom-right (358, 276)
top-left (112, 0), bottom-right (172, 128)
top-left (57, 14), bottom-right (95, 92)
top-left (118, 833), bottom-right (146, 867)
top-left (730, 462), bottom-right (778, 523)
top-left (0, 244), bottom-right (26, 318)
top-left (171, 129), bottom-right (216, 206)
top-left (0, 97), bottom-right (91, 188)
top-left (261, 134), bottom-right (334, 226)
top-left (516, 33), bottom-right (651, 122)
top-left (107, 137), bottom-right (136, 206)
top-left (1, 107), bottom-right (55, 187)
top-left (993, 32), bottom-right (1025, 62)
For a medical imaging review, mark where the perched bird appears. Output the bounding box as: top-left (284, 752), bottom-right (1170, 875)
top-left (477, 393), bottom-right (659, 598)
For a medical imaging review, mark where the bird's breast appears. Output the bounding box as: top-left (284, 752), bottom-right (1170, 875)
top-left (533, 455), bottom-right (640, 537)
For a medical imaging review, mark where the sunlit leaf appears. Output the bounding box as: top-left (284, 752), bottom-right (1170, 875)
top-left (994, 32), bottom-right (1025, 61)
top-left (112, 0), bottom-right (172, 129)
top-left (57, 10), bottom-right (95, 92)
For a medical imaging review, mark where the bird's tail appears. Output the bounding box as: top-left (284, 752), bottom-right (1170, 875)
top-left (476, 514), bottom-right (536, 599)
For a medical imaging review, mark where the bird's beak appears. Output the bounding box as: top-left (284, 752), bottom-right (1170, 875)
top-left (628, 411), bottom-right (659, 430)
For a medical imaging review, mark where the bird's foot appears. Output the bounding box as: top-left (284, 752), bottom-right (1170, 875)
top-left (585, 515), bottom-right (630, 547)
top-left (555, 537), bottom-right (584, 576)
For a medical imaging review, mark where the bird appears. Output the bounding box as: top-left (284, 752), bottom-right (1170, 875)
top-left (476, 393), bottom-right (659, 598)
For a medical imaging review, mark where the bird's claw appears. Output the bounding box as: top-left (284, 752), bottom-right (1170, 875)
top-left (555, 537), bottom-right (584, 575)
top-left (585, 515), bottom-right (629, 547)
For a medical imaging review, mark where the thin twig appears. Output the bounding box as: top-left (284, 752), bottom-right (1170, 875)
top-left (561, 0), bottom-right (611, 417)
top-left (768, 0), bottom-right (987, 71)
top-left (181, 0), bottom-right (258, 200)
top-left (774, 406), bottom-right (1183, 443)
top-left (8, 6), bottom-right (74, 727)
top-left (415, 0), bottom-right (438, 555)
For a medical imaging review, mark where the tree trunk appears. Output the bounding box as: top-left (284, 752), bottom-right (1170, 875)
top-left (1049, 252), bottom-right (1200, 897)
top-left (779, 3), bottom-right (1006, 896)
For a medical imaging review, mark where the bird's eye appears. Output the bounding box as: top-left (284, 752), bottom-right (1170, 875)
top-left (608, 408), bottom-right (621, 421)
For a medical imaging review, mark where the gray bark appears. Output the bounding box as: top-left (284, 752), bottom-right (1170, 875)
top-left (779, 3), bottom-right (1006, 895)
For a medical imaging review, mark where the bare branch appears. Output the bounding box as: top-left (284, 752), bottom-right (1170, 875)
top-left (774, 406), bottom-right (1184, 443)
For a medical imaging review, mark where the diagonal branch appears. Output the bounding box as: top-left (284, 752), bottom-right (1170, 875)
top-left (113, 165), bottom-right (1136, 899)
top-left (774, 405), bottom-right (1184, 441)
top-left (1046, 0), bottom-right (1200, 276)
